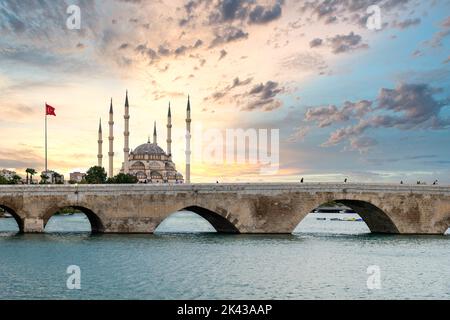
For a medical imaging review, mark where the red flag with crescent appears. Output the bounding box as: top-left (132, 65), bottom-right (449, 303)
top-left (45, 104), bottom-right (56, 116)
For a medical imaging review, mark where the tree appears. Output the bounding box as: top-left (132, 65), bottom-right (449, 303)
top-left (108, 173), bottom-right (138, 184)
top-left (25, 169), bottom-right (30, 184)
top-left (53, 172), bottom-right (64, 184)
top-left (9, 175), bottom-right (22, 185)
top-left (40, 173), bottom-right (49, 184)
top-left (27, 168), bottom-right (37, 184)
top-left (0, 175), bottom-right (9, 185)
top-left (84, 166), bottom-right (107, 184)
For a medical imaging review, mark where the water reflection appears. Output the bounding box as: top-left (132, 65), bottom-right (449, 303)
top-left (0, 216), bottom-right (19, 233)
top-left (294, 212), bottom-right (370, 235)
top-left (155, 211), bottom-right (216, 234)
top-left (45, 213), bottom-right (92, 233)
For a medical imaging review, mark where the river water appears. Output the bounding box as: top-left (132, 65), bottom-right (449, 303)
top-left (0, 212), bottom-right (448, 300)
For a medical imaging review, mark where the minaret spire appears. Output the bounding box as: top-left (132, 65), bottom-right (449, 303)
top-left (185, 95), bottom-right (191, 183)
top-left (153, 121), bottom-right (157, 145)
top-left (123, 90), bottom-right (130, 174)
top-left (97, 118), bottom-right (103, 167)
top-left (108, 98), bottom-right (114, 178)
top-left (167, 102), bottom-right (172, 157)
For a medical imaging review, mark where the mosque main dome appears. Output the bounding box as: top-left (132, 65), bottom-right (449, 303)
top-left (124, 139), bottom-right (183, 183)
top-left (133, 142), bottom-right (165, 155)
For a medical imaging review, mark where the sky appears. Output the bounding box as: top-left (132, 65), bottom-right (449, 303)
top-left (0, 0), bottom-right (449, 183)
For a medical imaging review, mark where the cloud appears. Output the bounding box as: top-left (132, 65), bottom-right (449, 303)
top-left (157, 45), bottom-right (171, 56)
top-left (205, 78), bottom-right (284, 112)
top-left (327, 32), bottom-right (368, 54)
top-left (288, 126), bottom-right (311, 142)
top-left (426, 16), bottom-right (450, 48)
top-left (206, 77), bottom-right (253, 101)
top-left (305, 83), bottom-right (450, 151)
top-left (376, 83), bottom-right (447, 129)
top-left (242, 81), bottom-right (285, 111)
top-left (0, 147), bottom-right (43, 171)
top-left (0, 102), bottom-right (40, 124)
top-left (117, 0), bottom-right (143, 3)
top-left (391, 18), bottom-right (421, 29)
top-left (135, 43), bottom-right (158, 62)
top-left (347, 136), bottom-right (378, 154)
top-left (193, 39), bottom-right (204, 48)
top-left (309, 38), bottom-right (323, 48)
top-left (206, 0), bottom-right (283, 25)
top-left (119, 43), bottom-right (130, 50)
top-left (248, 3), bottom-right (282, 24)
top-left (210, 26), bottom-right (249, 48)
top-left (133, 38), bottom-right (205, 62)
top-left (219, 49), bottom-right (228, 60)
top-left (174, 45), bottom-right (188, 56)
top-left (280, 52), bottom-right (328, 74)
top-left (214, 0), bottom-right (249, 22)
top-left (298, 0), bottom-right (414, 27)
top-left (0, 1), bottom-right (99, 41)
top-left (305, 100), bottom-right (372, 128)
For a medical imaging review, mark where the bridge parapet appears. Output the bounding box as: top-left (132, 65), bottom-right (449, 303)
top-left (1, 183), bottom-right (450, 194)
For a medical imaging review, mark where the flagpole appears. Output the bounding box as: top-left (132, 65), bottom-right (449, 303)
top-left (45, 104), bottom-right (47, 173)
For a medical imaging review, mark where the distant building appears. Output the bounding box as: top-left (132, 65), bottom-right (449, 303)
top-left (0, 169), bottom-right (16, 180)
top-left (41, 171), bottom-right (64, 184)
top-left (70, 172), bottom-right (86, 183)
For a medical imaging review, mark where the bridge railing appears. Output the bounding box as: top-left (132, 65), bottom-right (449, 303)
top-left (1, 182), bottom-right (450, 195)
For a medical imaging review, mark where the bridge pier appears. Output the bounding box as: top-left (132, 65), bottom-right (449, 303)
top-left (23, 218), bottom-right (44, 233)
top-left (101, 218), bottom-right (159, 234)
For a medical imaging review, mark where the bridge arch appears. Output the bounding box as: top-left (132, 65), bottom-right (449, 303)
top-left (156, 206), bottom-right (240, 234)
top-left (334, 200), bottom-right (399, 234)
top-left (43, 205), bottom-right (104, 233)
top-left (439, 214), bottom-right (450, 235)
top-left (297, 199), bottom-right (400, 234)
top-left (0, 204), bottom-right (23, 233)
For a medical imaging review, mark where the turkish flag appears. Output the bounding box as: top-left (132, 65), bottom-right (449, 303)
top-left (45, 103), bottom-right (56, 116)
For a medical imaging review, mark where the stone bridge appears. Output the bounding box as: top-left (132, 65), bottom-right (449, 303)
top-left (0, 183), bottom-right (449, 235)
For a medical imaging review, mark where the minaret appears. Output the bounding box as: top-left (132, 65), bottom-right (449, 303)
top-left (185, 95), bottom-right (191, 183)
top-left (97, 119), bottom-right (103, 167)
top-left (153, 121), bottom-right (157, 144)
top-left (123, 91), bottom-right (130, 174)
top-left (167, 102), bottom-right (172, 157)
top-left (108, 98), bottom-right (114, 178)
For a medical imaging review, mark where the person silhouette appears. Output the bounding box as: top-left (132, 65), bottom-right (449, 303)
top-left (300, 178), bottom-right (304, 183)
top-left (344, 178), bottom-right (348, 183)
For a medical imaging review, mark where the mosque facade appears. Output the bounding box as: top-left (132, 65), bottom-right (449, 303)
top-left (97, 92), bottom-right (192, 184)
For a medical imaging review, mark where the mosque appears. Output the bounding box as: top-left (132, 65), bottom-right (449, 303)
top-left (97, 91), bottom-right (191, 184)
